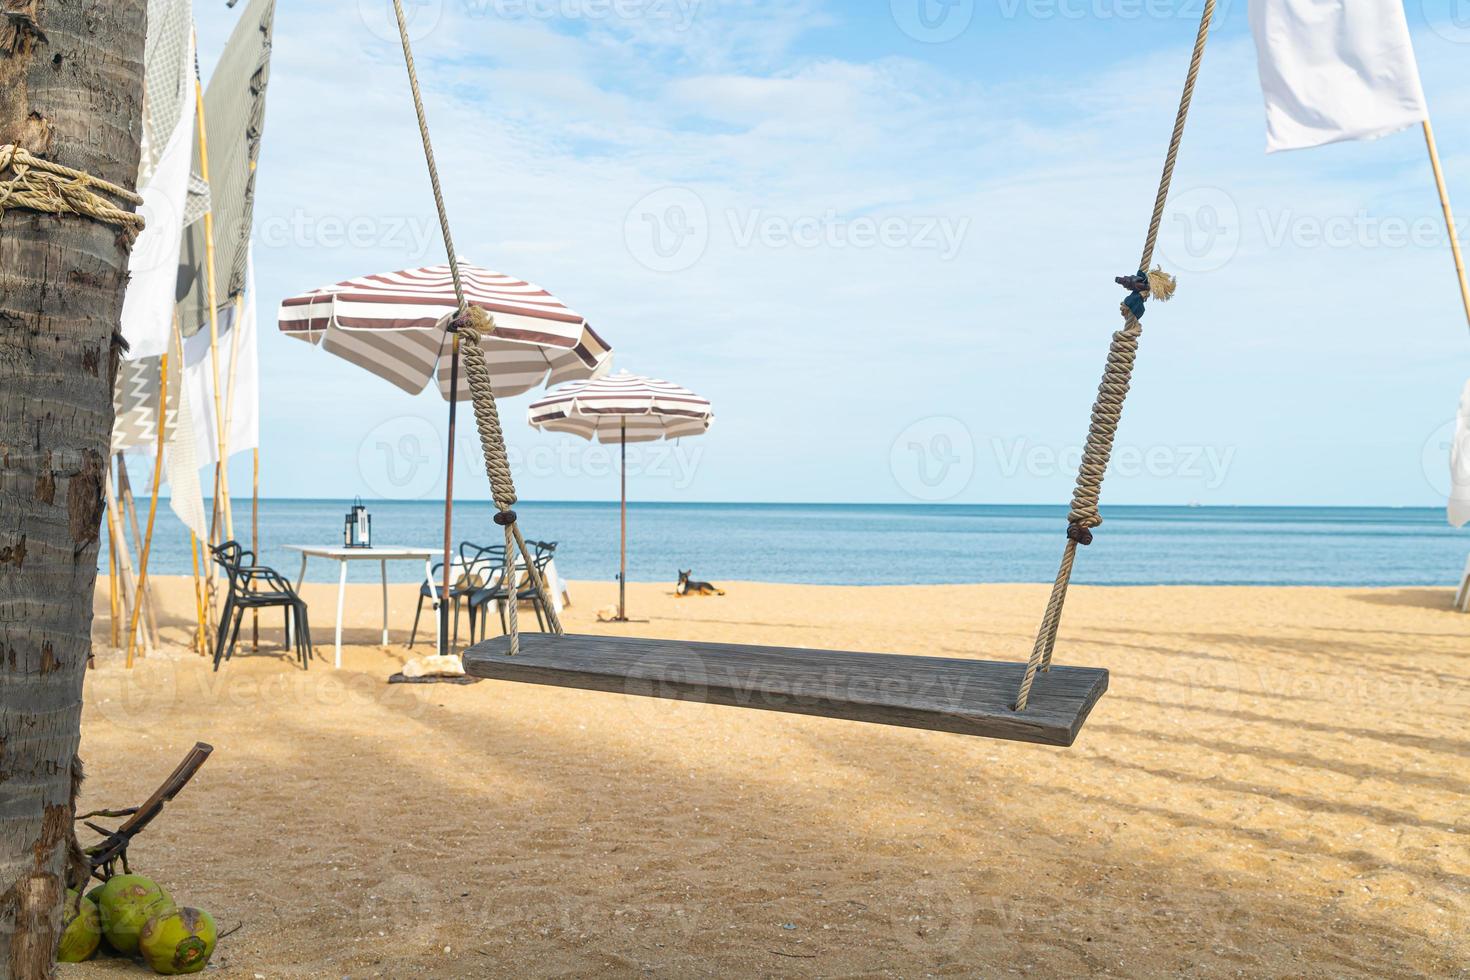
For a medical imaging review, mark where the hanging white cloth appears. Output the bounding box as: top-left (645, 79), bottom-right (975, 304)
top-left (184, 248), bottom-right (259, 469)
top-left (1249, 0), bottom-right (1428, 152)
top-left (1450, 380), bottom-right (1470, 529)
top-left (120, 19), bottom-right (196, 358)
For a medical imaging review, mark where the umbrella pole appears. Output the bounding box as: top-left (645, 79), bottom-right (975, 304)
top-left (619, 419), bottom-right (627, 622)
top-left (440, 333), bottom-right (462, 657)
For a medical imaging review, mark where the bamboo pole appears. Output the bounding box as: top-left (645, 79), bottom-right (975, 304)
top-left (108, 518), bottom-right (120, 648)
top-left (169, 312), bottom-right (213, 660)
top-left (193, 46), bottom-right (234, 546)
top-left (218, 292), bottom-right (255, 650)
top-left (116, 457), bottom-right (161, 650)
top-left (116, 456), bottom-right (158, 656)
top-left (190, 533), bottom-right (209, 657)
top-left (1422, 120), bottom-right (1470, 334)
top-left (103, 474), bottom-right (139, 658)
top-left (126, 353), bottom-right (170, 667)
top-left (191, 42), bottom-right (231, 646)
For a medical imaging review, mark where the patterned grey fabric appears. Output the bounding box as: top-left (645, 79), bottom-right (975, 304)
top-left (112, 351), bottom-right (180, 454)
top-left (114, 0), bottom-right (192, 453)
top-left (177, 0), bottom-right (276, 335)
top-left (183, 172), bottom-right (212, 229)
top-left (138, 0), bottom-right (193, 186)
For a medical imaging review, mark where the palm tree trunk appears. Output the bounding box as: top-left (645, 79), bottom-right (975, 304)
top-left (0, 3), bottom-right (147, 975)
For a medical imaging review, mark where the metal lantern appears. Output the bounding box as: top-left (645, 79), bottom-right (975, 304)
top-left (343, 498), bottom-right (372, 549)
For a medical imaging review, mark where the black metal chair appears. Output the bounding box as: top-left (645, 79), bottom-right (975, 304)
top-left (408, 541), bottom-right (504, 649)
top-left (466, 548), bottom-right (557, 642)
top-left (210, 541), bottom-right (312, 671)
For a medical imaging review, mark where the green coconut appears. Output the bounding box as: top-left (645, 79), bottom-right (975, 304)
top-left (139, 907), bottom-right (216, 975)
top-left (95, 874), bottom-right (173, 955)
top-left (57, 889), bottom-right (102, 963)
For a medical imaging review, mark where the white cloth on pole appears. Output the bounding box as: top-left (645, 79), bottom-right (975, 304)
top-left (184, 248), bottom-right (259, 468)
top-left (1450, 379), bottom-right (1470, 528)
top-left (1249, 0), bottom-right (1428, 153)
top-left (120, 30), bottom-right (195, 359)
top-left (166, 325), bottom-right (210, 542)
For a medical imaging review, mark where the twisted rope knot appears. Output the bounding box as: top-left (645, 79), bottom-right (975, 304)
top-left (0, 144), bottom-right (146, 243)
top-left (1115, 266), bottom-right (1177, 320)
top-left (1064, 319), bottom-right (1140, 531)
top-left (453, 304), bottom-right (519, 513)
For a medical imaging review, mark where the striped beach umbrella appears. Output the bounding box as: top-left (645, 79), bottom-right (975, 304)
top-left (529, 371), bottom-right (714, 621)
top-left (279, 262), bottom-right (613, 656)
top-left (278, 262), bottom-right (612, 397)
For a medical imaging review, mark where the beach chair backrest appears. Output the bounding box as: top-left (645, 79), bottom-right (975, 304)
top-left (210, 541), bottom-right (252, 595)
top-left (455, 541), bottom-right (506, 588)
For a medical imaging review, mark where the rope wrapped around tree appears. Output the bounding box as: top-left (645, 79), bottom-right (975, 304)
top-left (0, 144), bottom-right (146, 241)
top-left (1014, 0), bottom-right (1214, 712)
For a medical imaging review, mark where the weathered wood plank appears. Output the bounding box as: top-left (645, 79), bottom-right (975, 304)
top-left (463, 634), bottom-right (1107, 746)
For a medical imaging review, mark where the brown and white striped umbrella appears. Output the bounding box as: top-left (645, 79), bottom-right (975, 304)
top-left (278, 262), bottom-right (612, 398)
top-left (527, 371), bottom-right (714, 443)
top-left (529, 371), bottom-right (713, 621)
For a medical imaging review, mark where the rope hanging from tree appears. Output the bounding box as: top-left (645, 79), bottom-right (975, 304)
top-left (1014, 0), bottom-right (1215, 712)
top-left (0, 144), bottom-right (146, 241)
top-left (389, 0), bottom-right (561, 655)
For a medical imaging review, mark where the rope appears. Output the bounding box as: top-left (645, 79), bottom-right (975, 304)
top-left (388, 1), bottom-right (464, 307)
top-left (458, 307), bottom-right (565, 639)
top-left (456, 308), bottom-right (519, 512)
top-left (1015, 0), bottom-right (1215, 712)
top-left (389, 0), bottom-right (562, 654)
top-left (0, 145), bottom-right (146, 242)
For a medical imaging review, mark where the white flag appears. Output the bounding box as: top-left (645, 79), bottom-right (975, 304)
top-left (184, 249), bottom-right (260, 469)
top-left (1249, 0), bottom-right (1428, 153)
top-left (166, 326), bottom-right (210, 542)
top-left (1450, 380), bottom-right (1470, 529)
top-left (120, 26), bottom-right (195, 359)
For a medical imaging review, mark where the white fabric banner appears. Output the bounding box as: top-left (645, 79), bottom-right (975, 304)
top-left (1249, 0), bottom-right (1428, 153)
top-left (184, 249), bottom-right (260, 469)
top-left (120, 33), bottom-right (196, 359)
top-left (166, 325), bottom-right (210, 542)
top-left (1450, 380), bottom-right (1470, 528)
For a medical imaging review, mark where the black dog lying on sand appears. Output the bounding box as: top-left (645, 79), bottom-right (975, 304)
top-left (676, 570), bottom-right (725, 597)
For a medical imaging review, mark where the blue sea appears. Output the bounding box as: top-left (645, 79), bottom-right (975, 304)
top-left (103, 500), bottom-right (1468, 589)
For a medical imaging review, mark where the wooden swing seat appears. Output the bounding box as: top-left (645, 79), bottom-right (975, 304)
top-left (463, 633), bottom-right (1107, 746)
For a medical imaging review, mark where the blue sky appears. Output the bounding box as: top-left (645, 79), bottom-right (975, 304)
top-left (184, 0), bottom-right (1470, 508)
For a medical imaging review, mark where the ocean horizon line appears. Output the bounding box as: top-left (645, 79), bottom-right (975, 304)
top-left (197, 498), bottom-right (1450, 513)
top-left (116, 498), bottom-right (1464, 588)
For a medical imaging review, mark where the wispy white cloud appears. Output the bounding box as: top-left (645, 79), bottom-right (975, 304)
top-left (190, 2), bottom-right (1470, 507)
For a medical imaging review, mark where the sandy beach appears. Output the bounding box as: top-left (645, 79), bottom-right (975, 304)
top-left (65, 575), bottom-right (1468, 978)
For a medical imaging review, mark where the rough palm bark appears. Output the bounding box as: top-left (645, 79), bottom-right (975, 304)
top-left (0, 2), bottom-right (147, 976)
